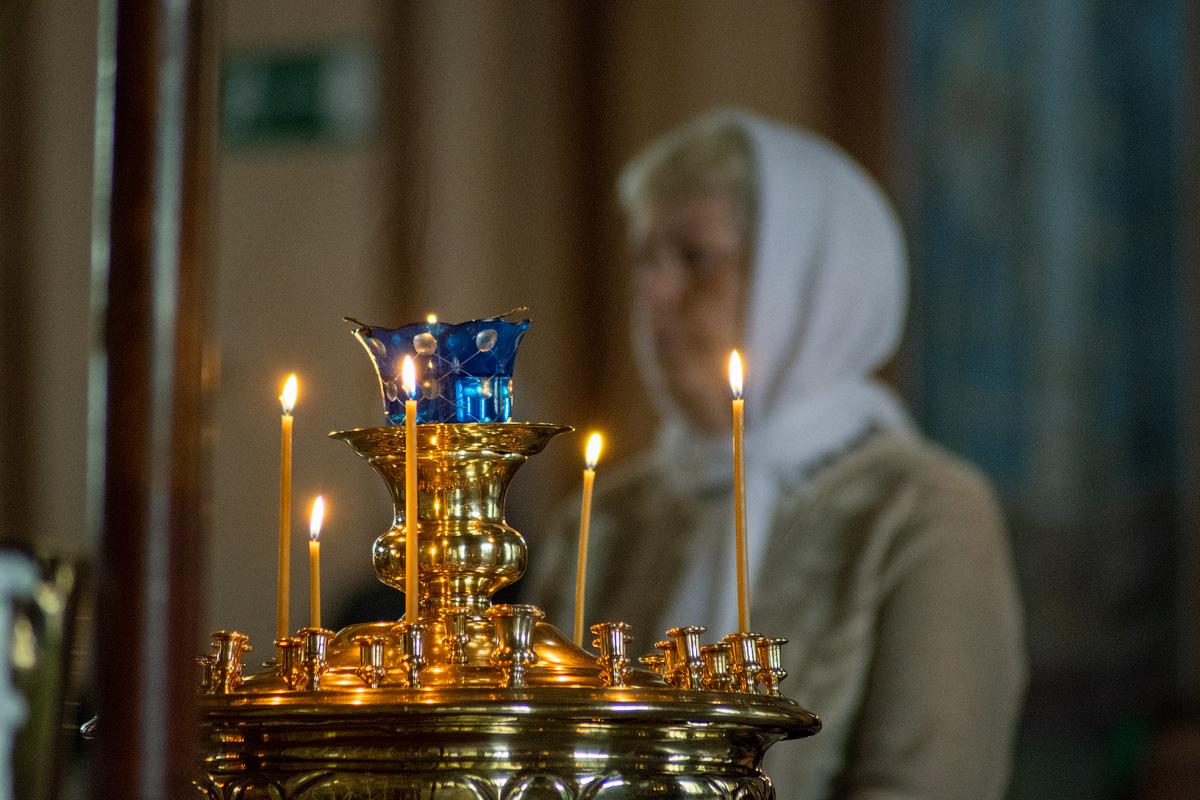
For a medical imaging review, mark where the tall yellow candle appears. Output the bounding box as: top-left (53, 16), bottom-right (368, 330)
top-left (309, 496), bottom-right (324, 629)
top-left (574, 433), bottom-right (603, 647)
top-left (729, 352), bottom-right (750, 633)
top-left (402, 355), bottom-right (419, 623)
top-left (278, 375), bottom-right (297, 642)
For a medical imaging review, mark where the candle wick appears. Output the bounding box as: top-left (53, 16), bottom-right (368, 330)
top-left (343, 316), bottom-right (373, 335)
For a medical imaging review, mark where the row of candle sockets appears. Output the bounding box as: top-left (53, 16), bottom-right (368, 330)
top-left (270, 338), bottom-right (753, 666)
top-left (199, 612), bottom-right (787, 699)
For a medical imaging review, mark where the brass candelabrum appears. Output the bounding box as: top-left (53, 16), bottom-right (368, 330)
top-left (196, 422), bottom-right (820, 800)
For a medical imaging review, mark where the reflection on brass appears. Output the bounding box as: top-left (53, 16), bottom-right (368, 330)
top-left (590, 621), bottom-right (632, 687)
top-left (725, 633), bottom-right (764, 694)
top-left (640, 653), bottom-right (666, 677)
top-left (486, 604), bottom-right (541, 688)
top-left (275, 638), bottom-right (304, 690)
top-left (197, 655), bottom-right (217, 695)
top-left (442, 606), bottom-right (471, 665)
top-left (396, 621), bottom-right (426, 688)
top-left (210, 632), bottom-right (250, 694)
top-left (701, 642), bottom-right (735, 691)
top-left (757, 637), bottom-right (789, 697)
top-left (655, 639), bottom-right (679, 686)
top-left (197, 424), bottom-right (820, 799)
top-left (299, 628), bottom-right (333, 691)
top-left (668, 626), bottom-right (706, 690)
top-left (329, 423), bottom-right (571, 620)
top-left (352, 634), bottom-right (388, 689)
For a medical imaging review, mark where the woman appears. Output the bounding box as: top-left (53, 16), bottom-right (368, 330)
top-left (531, 109), bottom-right (1026, 800)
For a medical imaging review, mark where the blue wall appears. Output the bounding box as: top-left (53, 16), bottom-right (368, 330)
top-left (900, 1), bottom-right (1187, 796)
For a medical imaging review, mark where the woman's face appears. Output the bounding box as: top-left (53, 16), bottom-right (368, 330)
top-left (630, 189), bottom-right (750, 435)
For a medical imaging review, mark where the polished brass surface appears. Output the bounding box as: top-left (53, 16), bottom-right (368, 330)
top-left (275, 637), bottom-right (304, 690)
top-left (299, 628), bottom-right (334, 691)
top-left (757, 637), bottom-right (789, 697)
top-left (351, 634), bottom-right (388, 689)
top-left (396, 620), bottom-right (427, 688)
top-left (210, 631), bottom-right (249, 694)
top-left (725, 633), bottom-right (764, 693)
top-left (486, 603), bottom-right (542, 688)
top-left (198, 422), bottom-right (821, 799)
top-left (330, 423), bottom-right (571, 620)
top-left (591, 621), bottom-right (633, 687)
top-left (701, 642), bottom-right (735, 691)
top-left (668, 625), bottom-right (707, 690)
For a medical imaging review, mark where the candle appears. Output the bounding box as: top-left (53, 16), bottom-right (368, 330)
top-left (309, 496), bottom-right (324, 629)
top-left (573, 433), bottom-right (603, 647)
top-left (729, 352), bottom-right (750, 633)
top-left (402, 355), bottom-right (419, 623)
top-left (278, 375), bottom-right (297, 642)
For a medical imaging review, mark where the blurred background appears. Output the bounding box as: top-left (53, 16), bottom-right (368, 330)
top-left (0, 1), bottom-right (1195, 797)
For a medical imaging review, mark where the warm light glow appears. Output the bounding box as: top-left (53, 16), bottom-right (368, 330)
top-left (309, 496), bottom-right (325, 542)
top-left (728, 351), bottom-right (744, 399)
top-left (401, 356), bottom-right (417, 400)
top-left (585, 433), bottom-right (602, 470)
top-left (281, 374), bottom-right (298, 414)
top-left (427, 314), bottom-right (437, 324)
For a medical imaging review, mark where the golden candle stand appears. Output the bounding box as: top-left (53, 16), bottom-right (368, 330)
top-left (196, 422), bottom-right (820, 800)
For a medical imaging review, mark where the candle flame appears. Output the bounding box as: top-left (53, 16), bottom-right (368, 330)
top-left (401, 356), bottom-right (417, 400)
top-left (427, 314), bottom-right (437, 324)
top-left (586, 433), bottom-right (602, 470)
top-left (281, 374), bottom-right (298, 414)
top-left (310, 496), bottom-right (324, 541)
top-left (729, 351), bottom-right (744, 398)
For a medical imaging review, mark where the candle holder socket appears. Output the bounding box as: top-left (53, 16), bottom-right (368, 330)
top-left (353, 634), bottom-right (391, 689)
top-left (723, 633), bottom-right (764, 694)
top-left (275, 638), bottom-right (305, 690)
top-left (590, 621), bottom-right (633, 688)
top-left (197, 654), bottom-right (218, 695)
top-left (442, 606), bottom-right (472, 666)
top-left (485, 604), bottom-right (542, 688)
top-left (396, 621), bottom-right (427, 688)
top-left (655, 640), bottom-right (679, 688)
top-left (639, 654), bottom-right (666, 677)
top-left (755, 637), bottom-right (788, 697)
top-left (299, 627), bottom-right (335, 691)
top-left (666, 626), bottom-right (707, 690)
top-left (700, 643), bottom-right (735, 692)
top-left (210, 631), bottom-right (250, 694)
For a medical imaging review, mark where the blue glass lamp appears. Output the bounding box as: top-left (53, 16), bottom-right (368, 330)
top-left (348, 314), bottom-right (531, 425)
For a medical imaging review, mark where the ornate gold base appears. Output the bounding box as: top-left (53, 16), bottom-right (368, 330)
top-left (199, 682), bottom-right (818, 800)
top-left (197, 424), bottom-right (821, 799)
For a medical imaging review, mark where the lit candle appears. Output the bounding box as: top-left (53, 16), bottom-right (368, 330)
top-left (278, 375), bottom-right (297, 643)
top-left (574, 433), bottom-right (602, 647)
top-left (309, 496), bottom-right (324, 629)
top-left (427, 314), bottom-right (437, 323)
top-left (402, 355), bottom-right (419, 623)
top-left (729, 352), bottom-right (750, 633)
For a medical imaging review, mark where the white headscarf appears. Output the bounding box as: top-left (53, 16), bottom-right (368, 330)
top-left (636, 109), bottom-right (915, 633)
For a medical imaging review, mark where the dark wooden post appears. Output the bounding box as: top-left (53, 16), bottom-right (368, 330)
top-left (90, 0), bottom-right (216, 796)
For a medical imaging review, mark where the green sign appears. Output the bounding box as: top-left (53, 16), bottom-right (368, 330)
top-left (221, 45), bottom-right (377, 147)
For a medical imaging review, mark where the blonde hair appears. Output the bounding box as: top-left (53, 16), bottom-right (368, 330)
top-left (617, 111), bottom-right (758, 242)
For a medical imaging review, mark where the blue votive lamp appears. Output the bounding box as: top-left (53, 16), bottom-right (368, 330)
top-left (350, 315), bottom-right (531, 425)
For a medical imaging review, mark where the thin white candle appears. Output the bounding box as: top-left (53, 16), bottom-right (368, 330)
top-left (278, 375), bottom-right (297, 643)
top-left (574, 433), bottom-right (603, 647)
top-left (729, 352), bottom-right (750, 633)
top-left (309, 496), bottom-right (324, 629)
top-left (402, 355), bottom-right (419, 623)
